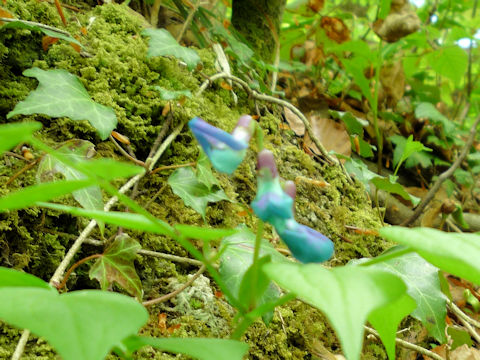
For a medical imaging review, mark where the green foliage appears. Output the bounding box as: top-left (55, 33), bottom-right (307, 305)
top-left (168, 167), bottom-right (229, 219)
top-left (0, 121), bottom-right (41, 155)
top-left (174, 224), bottom-right (237, 241)
top-left (89, 234), bottom-right (143, 299)
top-left (7, 68), bottom-right (117, 140)
top-left (425, 46), bottom-right (468, 84)
top-left (390, 135), bottom-right (432, 171)
top-left (153, 86), bottom-right (192, 100)
top-left (371, 176), bottom-right (420, 206)
top-left (263, 263), bottom-right (407, 360)
top-left (142, 28), bottom-right (201, 70)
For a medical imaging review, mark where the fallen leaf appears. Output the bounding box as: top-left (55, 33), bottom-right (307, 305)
top-left (304, 114), bottom-right (351, 158)
top-left (283, 106), bottom-right (305, 136)
top-left (42, 36), bottom-right (59, 51)
top-left (450, 344), bottom-right (480, 360)
top-left (111, 130), bottom-right (130, 145)
top-left (373, 0), bottom-right (420, 42)
top-left (321, 16), bottom-right (350, 43)
top-left (380, 61), bottom-right (405, 107)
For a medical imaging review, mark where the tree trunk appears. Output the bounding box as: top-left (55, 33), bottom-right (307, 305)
top-left (231, 0), bottom-right (286, 61)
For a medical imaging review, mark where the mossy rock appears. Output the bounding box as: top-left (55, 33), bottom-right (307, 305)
top-left (0, 1), bottom-right (393, 358)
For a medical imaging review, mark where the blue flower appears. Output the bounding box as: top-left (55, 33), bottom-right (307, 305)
top-left (251, 150), bottom-right (294, 222)
top-left (188, 116), bottom-right (254, 174)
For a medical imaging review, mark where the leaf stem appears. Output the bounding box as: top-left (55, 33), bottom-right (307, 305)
top-left (56, 254), bottom-right (102, 290)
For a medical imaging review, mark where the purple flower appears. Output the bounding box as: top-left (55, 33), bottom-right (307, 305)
top-left (188, 116), bottom-right (255, 174)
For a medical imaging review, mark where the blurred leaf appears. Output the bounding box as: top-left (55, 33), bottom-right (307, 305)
top-left (264, 263), bottom-right (407, 360)
top-left (452, 205), bottom-right (469, 229)
top-left (426, 46), bottom-right (468, 84)
top-left (448, 327), bottom-right (473, 351)
top-left (219, 227), bottom-right (286, 321)
top-left (75, 159), bottom-right (145, 180)
top-left (153, 86), bottom-right (192, 101)
top-left (0, 179), bottom-right (95, 212)
top-left (330, 111), bottom-right (368, 135)
top-left (0, 121), bottom-right (41, 155)
top-left (371, 176), bottom-right (420, 205)
top-left (120, 335), bottom-right (249, 360)
top-left (366, 251), bottom-right (446, 342)
top-left (89, 234), bottom-right (142, 299)
top-left (368, 294), bottom-right (416, 360)
top-left (196, 150), bottom-right (220, 190)
top-left (7, 68), bottom-right (117, 140)
top-left (142, 28), bottom-right (201, 70)
top-left (174, 224), bottom-right (237, 241)
top-left (37, 202), bottom-right (175, 238)
top-left (378, 0), bottom-right (392, 19)
top-left (380, 227), bottom-right (480, 286)
top-left (415, 102), bottom-right (454, 132)
top-left (0, 287), bottom-right (147, 360)
top-left (168, 167), bottom-right (229, 219)
top-left (0, 267), bottom-right (54, 291)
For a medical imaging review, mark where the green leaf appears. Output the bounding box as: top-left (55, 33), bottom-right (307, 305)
top-left (7, 68), bottom-right (117, 140)
top-left (368, 294), bottom-right (416, 360)
top-left (1, 21), bottom-right (83, 47)
top-left (196, 149), bottom-right (220, 190)
top-left (120, 335), bottom-right (249, 360)
top-left (0, 267), bottom-right (54, 291)
top-left (89, 234), bottom-right (142, 299)
top-left (366, 251), bottom-right (447, 342)
top-left (448, 326), bottom-right (473, 351)
top-left (0, 179), bottom-right (95, 212)
top-left (219, 227), bottom-right (285, 319)
top-left (153, 86), bottom-right (192, 100)
top-left (0, 121), bottom-right (41, 155)
top-left (371, 177), bottom-right (420, 206)
top-left (342, 157), bottom-right (379, 186)
top-left (76, 158), bottom-right (145, 180)
top-left (330, 111), bottom-right (368, 136)
top-left (263, 263), bottom-right (407, 360)
top-left (168, 167), bottom-right (229, 219)
top-left (142, 28), bottom-right (201, 70)
top-left (174, 224), bottom-right (237, 241)
top-left (0, 288), bottom-right (147, 360)
top-left (426, 46), bottom-right (468, 84)
top-left (378, 0), bottom-right (392, 19)
top-left (415, 102), bottom-right (454, 132)
top-left (37, 140), bottom-right (103, 215)
top-left (452, 205), bottom-right (469, 229)
top-left (380, 227), bottom-right (480, 286)
top-left (390, 135), bottom-right (432, 170)
top-left (37, 202), bottom-right (175, 238)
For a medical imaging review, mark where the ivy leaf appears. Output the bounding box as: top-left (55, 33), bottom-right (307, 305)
top-left (196, 149), bottom-right (220, 190)
top-left (371, 176), bottom-right (420, 206)
top-left (37, 140), bottom-right (103, 217)
top-left (368, 294), bottom-right (417, 360)
top-left (89, 234), bottom-right (142, 300)
top-left (120, 335), bottom-right (249, 360)
top-left (366, 251), bottom-right (447, 343)
top-left (168, 167), bottom-right (229, 219)
top-left (142, 28), bottom-right (201, 70)
top-left (380, 227), bottom-right (480, 286)
top-left (7, 68), bottom-right (117, 140)
top-left (1, 20), bottom-right (82, 47)
top-left (263, 263), bottom-right (407, 360)
top-left (0, 121), bottom-right (41, 155)
top-left (219, 227), bottom-right (286, 322)
top-left (0, 287), bottom-right (147, 360)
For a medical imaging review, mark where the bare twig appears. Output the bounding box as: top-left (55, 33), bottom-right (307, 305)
top-left (365, 326), bottom-right (444, 360)
top-left (448, 299), bottom-right (480, 329)
top-left (142, 265), bottom-right (206, 307)
top-left (0, 17), bottom-right (71, 37)
top-left (176, 0), bottom-right (200, 43)
top-left (56, 254), bottom-right (102, 290)
top-left (150, 162), bottom-right (196, 175)
top-left (109, 135), bottom-right (146, 167)
top-left (402, 113), bottom-right (480, 226)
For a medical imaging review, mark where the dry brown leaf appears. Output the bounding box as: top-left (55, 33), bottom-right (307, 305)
top-left (450, 344), bottom-right (480, 360)
top-left (308, 0), bottom-right (324, 13)
top-left (0, 7), bottom-right (14, 25)
top-left (304, 114), bottom-right (351, 159)
top-left (373, 0), bottom-right (420, 42)
top-left (321, 16), bottom-right (350, 43)
top-left (42, 36), bottom-right (59, 51)
top-left (283, 106), bottom-right (305, 136)
top-left (380, 60), bottom-right (405, 107)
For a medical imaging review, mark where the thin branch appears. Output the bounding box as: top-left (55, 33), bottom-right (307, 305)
top-left (176, 0), bottom-right (200, 43)
top-left (448, 299), bottom-right (480, 329)
top-left (0, 17), bottom-right (71, 37)
top-left (109, 135), bottom-right (146, 167)
top-left (142, 265), bottom-right (206, 307)
top-left (150, 162), bottom-right (196, 175)
top-left (402, 112), bottom-right (480, 226)
top-left (56, 254), bottom-right (102, 290)
top-left (365, 326), bottom-right (444, 360)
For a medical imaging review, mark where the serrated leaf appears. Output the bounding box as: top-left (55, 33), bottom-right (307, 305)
top-left (168, 167), bottom-right (229, 218)
top-left (37, 140), bottom-right (103, 216)
top-left (142, 28), bottom-right (201, 70)
top-left (1, 21), bottom-right (82, 47)
top-left (0, 287), bottom-right (147, 360)
top-left (368, 294), bottom-right (417, 360)
top-left (153, 86), bottom-right (192, 100)
top-left (380, 227), bottom-right (480, 286)
top-left (196, 149), bottom-right (220, 190)
top-left (263, 263), bottom-right (407, 360)
top-left (426, 46), bottom-right (468, 84)
top-left (219, 227), bottom-right (286, 321)
top-left (0, 121), bottom-right (41, 155)
top-left (371, 176), bottom-right (420, 206)
top-left (0, 179), bottom-right (95, 212)
top-left (366, 251), bottom-right (447, 343)
top-left (120, 335), bottom-right (249, 360)
top-left (90, 234), bottom-right (142, 299)
top-left (37, 202), bottom-right (175, 238)
top-left (7, 68), bottom-right (117, 140)
top-left (0, 267), bottom-right (55, 291)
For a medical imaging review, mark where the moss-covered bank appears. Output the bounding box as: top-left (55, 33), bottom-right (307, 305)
top-left (1, 1), bottom-right (393, 358)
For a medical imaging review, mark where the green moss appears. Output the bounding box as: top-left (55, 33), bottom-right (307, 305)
top-left (1, 1), bottom-right (395, 358)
